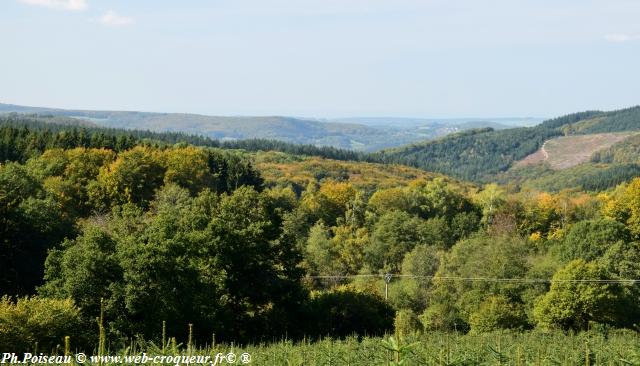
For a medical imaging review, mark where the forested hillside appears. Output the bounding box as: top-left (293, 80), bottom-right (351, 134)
top-left (0, 115), bottom-right (371, 163)
top-left (379, 106), bottom-right (640, 183)
top-left (377, 127), bottom-right (562, 181)
top-left (559, 106), bottom-right (640, 134)
top-left (3, 119), bottom-right (640, 352)
top-left (496, 162), bottom-right (640, 192)
top-left (0, 104), bottom-right (436, 151)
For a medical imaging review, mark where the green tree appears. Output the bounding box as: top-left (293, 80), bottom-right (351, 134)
top-left (414, 178), bottom-right (476, 221)
top-left (598, 241), bottom-right (640, 326)
top-left (426, 235), bottom-right (531, 330)
top-left (473, 183), bottom-right (506, 226)
top-left (306, 287), bottom-right (394, 338)
top-left (365, 211), bottom-right (432, 273)
top-left (367, 187), bottom-right (412, 215)
top-left (89, 146), bottom-right (166, 209)
top-left (164, 146), bottom-right (218, 194)
top-left (468, 295), bottom-right (528, 333)
top-left (534, 260), bottom-right (625, 330)
top-left (42, 185), bottom-right (306, 342)
top-left (555, 219), bottom-right (631, 262)
top-left (305, 222), bottom-right (339, 276)
top-left (0, 162), bottom-right (71, 295)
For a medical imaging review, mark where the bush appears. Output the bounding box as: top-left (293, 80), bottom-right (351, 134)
top-left (0, 297), bottom-right (86, 352)
top-left (468, 295), bottom-right (528, 334)
top-left (305, 287), bottom-right (394, 338)
top-left (394, 309), bottom-right (422, 337)
top-left (420, 303), bottom-right (467, 332)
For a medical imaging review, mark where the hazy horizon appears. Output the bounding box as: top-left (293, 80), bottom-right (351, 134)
top-left (1, 101), bottom-right (547, 124)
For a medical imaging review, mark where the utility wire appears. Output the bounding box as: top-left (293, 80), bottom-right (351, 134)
top-left (307, 274), bottom-right (640, 284)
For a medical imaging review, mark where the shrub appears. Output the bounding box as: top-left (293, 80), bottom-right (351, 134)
top-left (420, 303), bottom-right (466, 332)
top-left (305, 287), bottom-right (394, 338)
top-left (468, 295), bottom-right (528, 334)
top-left (0, 296), bottom-right (85, 352)
top-left (394, 309), bottom-right (423, 337)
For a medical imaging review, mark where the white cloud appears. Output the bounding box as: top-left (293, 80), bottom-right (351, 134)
top-left (605, 33), bottom-right (640, 43)
top-left (99, 10), bottom-right (134, 27)
top-left (19, 0), bottom-right (87, 11)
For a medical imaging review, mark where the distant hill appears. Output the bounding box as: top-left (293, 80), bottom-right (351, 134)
top-left (332, 116), bottom-right (541, 128)
top-left (0, 103), bottom-right (433, 151)
top-left (0, 103), bottom-right (542, 152)
top-left (378, 106), bottom-right (640, 183)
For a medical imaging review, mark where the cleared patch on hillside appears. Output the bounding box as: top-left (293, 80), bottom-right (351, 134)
top-left (515, 132), bottom-right (638, 170)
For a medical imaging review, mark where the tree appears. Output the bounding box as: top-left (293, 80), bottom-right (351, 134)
top-left (518, 192), bottom-right (562, 239)
top-left (365, 211), bottom-right (432, 273)
top-left (89, 146), bottom-right (166, 209)
top-left (598, 241), bottom-right (640, 325)
top-left (164, 146), bottom-right (216, 194)
top-left (304, 222), bottom-right (367, 279)
top-left (473, 183), bottom-right (506, 226)
top-left (555, 219), bottom-right (631, 262)
top-left (413, 178), bottom-right (476, 221)
top-left (39, 225), bottom-right (123, 325)
top-left (603, 178), bottom-right (640, 239)
top-left (425, 235), bottom-right (531, 330)
top-left (387, 245), bottom-right (441, 312)
top-left (534, 260), bottom-right (625, 330)
top-left (305, 287), bottom-right (394, 338)
top-left (42, 185), bottom-right (306, 342)
top-left (367, 187), bottom-right (412, 215)
top-left (468, 295), bottom-right (527, 334)
top-left (0, 163), bottom-right (71, 295)
top-left (394, 309), bottom-right (423, 337)
top-left (305, 222), bottom-right (338, 276)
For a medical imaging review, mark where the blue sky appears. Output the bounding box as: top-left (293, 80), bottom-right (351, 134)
top-left (1, 0), bottom-right (639, 118)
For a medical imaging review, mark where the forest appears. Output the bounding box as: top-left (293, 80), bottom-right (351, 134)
top-left (377, 106), bottom-right (640, 183)
top-left (0, 115), bottom-right (371, 164)
top-left (2, 116), bottom-right (640, 358)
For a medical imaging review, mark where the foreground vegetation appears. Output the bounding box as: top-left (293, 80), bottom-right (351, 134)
top-left (11, 330), bottom-right (640, 365)
top-left (195, 331), bottom-right (640, 365)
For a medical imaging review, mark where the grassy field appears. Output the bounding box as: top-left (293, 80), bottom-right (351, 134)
top-left (515, 132), bottom-right (638, 170)
top-left (93, 331), bottom-right (640, 365)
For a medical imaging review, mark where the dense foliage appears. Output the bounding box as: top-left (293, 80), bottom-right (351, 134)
top-left (497, 162), bottom-right (640, 192)
top-left (2, 121), bottom-right (640, 353)
top-left (0, 115), bottom-right (370, 164)
top-left (376, 127), bottom-right (562, 181)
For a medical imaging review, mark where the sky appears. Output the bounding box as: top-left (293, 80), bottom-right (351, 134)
top-left (1, 0), bottom-right (639, 119)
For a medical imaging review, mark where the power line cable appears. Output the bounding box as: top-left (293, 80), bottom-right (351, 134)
top-left (307, 274), bottom-right (640, 284)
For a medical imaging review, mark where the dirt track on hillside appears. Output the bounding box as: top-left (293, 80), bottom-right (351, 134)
top-left (515, 132), bottom-right (637, 170)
